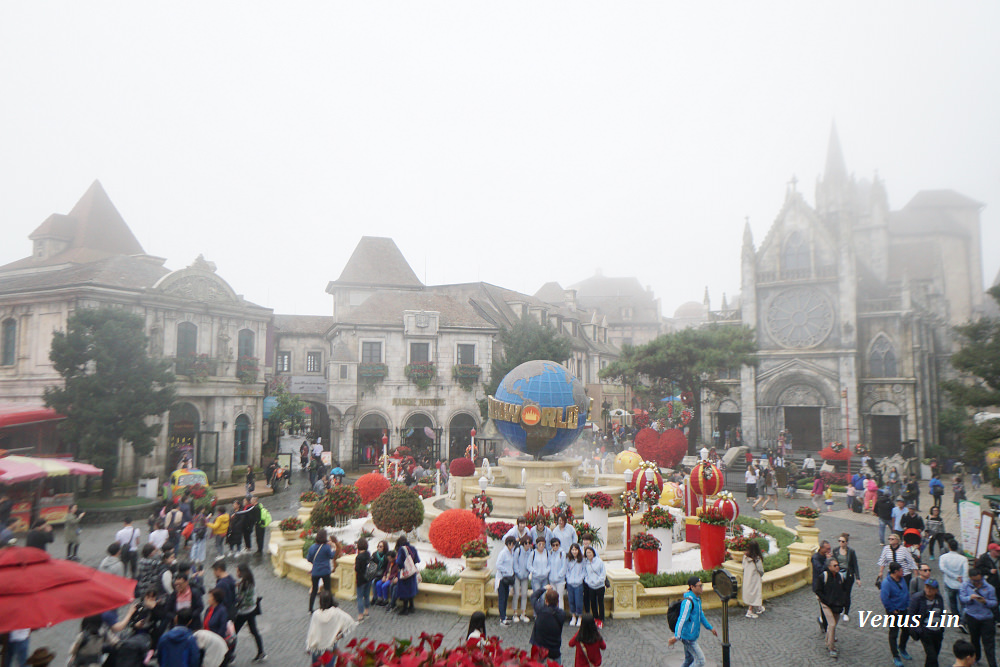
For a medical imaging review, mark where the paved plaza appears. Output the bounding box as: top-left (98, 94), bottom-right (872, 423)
top-left (23, 473), bottom-right (990, 667)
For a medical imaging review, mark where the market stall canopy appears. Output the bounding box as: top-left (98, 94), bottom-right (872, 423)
top-left (0, 455), bottom-right (103, 484)
top-left (0, 404), bottom-right (64, 428)
top-left (0, 546), bottom-right (135, 633)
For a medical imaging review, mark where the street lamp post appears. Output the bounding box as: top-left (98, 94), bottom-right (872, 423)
top-left (470, 428), bottom-right (477, 461)
top-left (624, 468), bottom-right (633, 569)
top-left (842, 389), bottom-right (851, 480)
top-left (382, 432), bottom-right (389, 477)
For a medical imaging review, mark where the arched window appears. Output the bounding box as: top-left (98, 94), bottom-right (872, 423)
top-left (177, 322), bottom-right (197, 358)
top-left (782, 232), bottom-right (810, 274)
top-left (1, 318), bottom-right (15, 366)
top-left (234, 414), bottom-right (250, 466)
top-left (870, 336), bottom-right (897, 377)
top-left (237, 329), bottom-right (255, 360)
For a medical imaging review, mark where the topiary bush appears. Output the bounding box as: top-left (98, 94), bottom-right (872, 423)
top-left (310, 485), bottom-right (363, 529)
top-left (428, 508), bottom-right (484, 558)
top-left (449, 457), bottom-right (476, 477)
top-left (370, 484), bottom-right (425, 534)
top-left (354, 472), bottom-right (391, 504)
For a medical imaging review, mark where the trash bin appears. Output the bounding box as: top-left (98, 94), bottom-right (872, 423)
top-left (138, 477), bottom-right (159, 499)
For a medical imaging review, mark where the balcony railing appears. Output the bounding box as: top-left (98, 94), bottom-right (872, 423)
top-left (173, 355), bottom-right (219, 383)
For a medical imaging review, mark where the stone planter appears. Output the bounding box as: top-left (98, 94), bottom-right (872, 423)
top-left (282, 529), bottom-right (301, 540)
top-left (300, 501), bottom-right (317, 510)
top-left (796, 516), bottom-right (817, 528)
top-left (464, 556), bottom-right (488, 571)
top-left (649, 527), bottom-right (673, 572)
top-left (584, 506), bottom-right (609, 549)
top-left (727, 550), bottom-right (746, 563)
top-left (700, 523), bottom-right (726, 570)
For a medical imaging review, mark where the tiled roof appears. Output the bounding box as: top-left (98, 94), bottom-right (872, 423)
top-left (337, 291), bottom-right (495, 329)
top-left (0, 255), bottom-right (169, 296)
top-left (332, 237), bottom-right (423, 288)
top-left (888, 241), bottom-right (941, 281)
top-left (273, 314), bottom-right (335, 335)
top-left (534, 281), bottom-right (566, 303)
top-left (904, 189), bottom-right (983, 210)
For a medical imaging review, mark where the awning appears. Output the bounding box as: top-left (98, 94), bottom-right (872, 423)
top-left (0, 404), bottom-right (65, 429)
top-left (0, 455), bottom-right (103, 484)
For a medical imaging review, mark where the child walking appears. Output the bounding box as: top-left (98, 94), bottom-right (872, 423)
top-left (567, 614), bottom-right (606, 666)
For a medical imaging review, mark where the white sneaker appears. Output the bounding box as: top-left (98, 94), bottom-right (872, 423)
top-left (841, 613), bottom-right (849, 622)
top-left (520, 615), bottom-right (529, 623)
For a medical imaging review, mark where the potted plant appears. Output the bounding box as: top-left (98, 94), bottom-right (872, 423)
top-left (452, 364), bottom-right (482, 391)
top-left (278, 516), bottom-right (304, 540)
top-left (725, 534), bottom-right (753, 562)
top-left (310, 486), bottom-right (363, 529)
top-left (461, 538), bottom-right (490, 570)
top-left (571, 520), bottom-right (604, 548)
top-left (794, 506), bottom-right (820, 527)
top-left (698, 507), bottom-right (729, 570)
top-left (404, 361), bottom-right (436, 390)
top-left (630, 532), bottom-right (661, 575)
top-left (299, 491), bottom-right (320, 508)
top-left (640, 506), bottom-right (676, 571)
top-left (583, 491), bottom-right (612, 548)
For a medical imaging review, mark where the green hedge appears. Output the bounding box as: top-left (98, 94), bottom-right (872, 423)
top-left (419, 568), bottom-right (459, 586)
top-left (796, 479), bottom-right (847, 493)
top-left (638, 516), bottom-right (798, 589)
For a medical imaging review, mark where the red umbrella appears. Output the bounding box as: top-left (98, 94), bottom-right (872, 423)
top-left (0, 547), bottom-right (135, 634)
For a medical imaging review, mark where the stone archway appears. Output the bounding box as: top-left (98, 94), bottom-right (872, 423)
top-left (167, 403), bottom-right (199, 475)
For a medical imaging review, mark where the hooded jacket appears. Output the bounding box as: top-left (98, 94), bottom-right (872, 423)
top-left (156, 625), bottom-right (200, 667)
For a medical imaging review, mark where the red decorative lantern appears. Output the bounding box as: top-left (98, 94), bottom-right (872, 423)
top-left (630, 466), bottom-right (664, 493)
top-left (689, 461), bottom-right (723, 498)
top-left (712, 496), bottom-right (740, 522)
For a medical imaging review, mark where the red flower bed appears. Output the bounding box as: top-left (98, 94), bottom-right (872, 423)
top-left (354, 472), bottom-right (391, 504)
top-left (486, 521), bottom-right (514, 541)
top-left (429, 508), bottom-right (484, 558)
top-left (637, 428), bottom-right (687, 468)
top-left (449, 457), bottom-right (476, 477)
top-left (818, 446), bottom-right (851, 461)
top-left (338, 633), bottom-right (560, 666)
top-left (820, 471), bottom-right (849, 486)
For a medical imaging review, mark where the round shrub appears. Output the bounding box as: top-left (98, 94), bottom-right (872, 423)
top-left (637, 428), bottom-right (687, 468)
top-left (428, 508), bottom-right (483, 558)
top-left (355, 472), bottom-right (391, 504)
top-left (370, 484), bottom-right (425, 534)
top-left (449, 457), bottom-right (476, 477)
top-left (310, 485), bottom-right (362, 529)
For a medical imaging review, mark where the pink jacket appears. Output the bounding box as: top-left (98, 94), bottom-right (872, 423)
top-left (866, 479), bottom-right (878, 493)
top-left (812, 478), bottom-right (824, 495)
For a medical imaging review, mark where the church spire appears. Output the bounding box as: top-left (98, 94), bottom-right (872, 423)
top-left (825, 121), bottom-right (848, 183)
top-left (742, 217), bottom-right (755, 259)
top-left (702, 286), bottom-right (711, 311)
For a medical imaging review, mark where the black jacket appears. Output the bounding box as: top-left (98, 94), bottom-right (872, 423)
top-left (836, 546), bottom-right (861, 582)
top-left (900, 513), bottom-right (925, 532)
top-left (907, 592), bottom-right (946, 637)
top-left (875, 496), bottom-right (894, 522)
top-left (355, 550), bottom-right (371, 586)
top-left (813, 569), bottom-right (853, 613)
top-left (529, 588), bottom-right (567, 660)
top-left (975, 553), bottom-right (1000, 591)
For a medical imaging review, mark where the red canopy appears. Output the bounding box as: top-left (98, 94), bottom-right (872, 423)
top-left (0, 404), bottom-right (64, 428)
top-left (0, 547), bottom-right (135, 633)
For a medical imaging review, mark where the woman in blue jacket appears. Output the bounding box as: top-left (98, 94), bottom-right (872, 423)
top-left (512, 535), bottom-right (532, 623)
top-left (306, 529), bottom-right (335, 613)
top-left (528, 537), bottom-right (550, 591)
top-left (565, 543), bottom-right (586, 627)
top-left (548, 537), bottom-right (568, 613)
top-left (583, 546), bottom-right (607, 628)
top-left (495, 536), bottom-right (517, 625)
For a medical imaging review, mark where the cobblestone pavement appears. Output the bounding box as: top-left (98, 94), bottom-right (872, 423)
top-left (24, 475), bottom-right (991, 667)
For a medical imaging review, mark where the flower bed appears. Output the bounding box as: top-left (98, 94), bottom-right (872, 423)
top-left (640, 506), bottom-right (675, 529)
top-left (486, 521), bottom-right (514, 541)
top-left (638, 516), bottom-right (796, 588)
top-left (522, 505), bottom-right (551, 526)
top-left (429, 509), bottom-right (484, 558)
top-left (355, 472), bottom-right (391, 504)
top-left (299, 491), bottom-right (321, 503)
top-left (583, 492), bottom-right (613, 510)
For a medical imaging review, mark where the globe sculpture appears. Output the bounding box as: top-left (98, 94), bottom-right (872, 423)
top-left (489, 360), bottom-right (589, 459)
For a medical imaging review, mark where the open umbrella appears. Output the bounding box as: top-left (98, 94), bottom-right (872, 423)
top-left (0, 546), bottom-right (135, 634)
top-left (331, 467), bottom-right (345, 477)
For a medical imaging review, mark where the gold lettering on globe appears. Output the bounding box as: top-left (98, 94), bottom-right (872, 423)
top-left (487, 396), bottom-right (579, 429)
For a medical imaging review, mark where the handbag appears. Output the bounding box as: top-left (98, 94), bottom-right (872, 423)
top-left (365, 559), bottom-right (381, 582)
top-left (254, 596), bottom-right (263, 616)
top-left (401, 548), bottom-right (418, 579)
top-left (500, 575), bottom-right (515, 587)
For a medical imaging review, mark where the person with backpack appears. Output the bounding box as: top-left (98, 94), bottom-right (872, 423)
top-left (813, 557), bottom-right (853, 658)
top-left (116, 517), bottom-right (141, 578)
top-left (908, 577), bottom-right (946, 666)
top-left (668, 576), bottom-right (717, 667)
top-left (529, 586), bottom-right (567, 664)
top-left (567, 613), bottom-right (605, 666)
top-left (67, 615), bottom-right (109, 666)
top-left (354, 537), bottom-right (372, 622)
top-left (157, 607), bottom-right (200, 667)
top-left (188, 510), bottom-right (208, 566)
top-left (250, 497), bottom-right (270, 555)
top-left (929, 474), bottom-right (945, 509)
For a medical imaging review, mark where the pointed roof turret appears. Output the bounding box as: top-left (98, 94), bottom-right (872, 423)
top-left (29, 180), bottom-right (145, 256)
top-left (702, 286), bottom-right (711, 310)
top-left (332, 236), bottom-right (423, 289)
top-left (742, 218), bottom-right (755, 257)
top-left (824, 122), bottom-right (848, 183)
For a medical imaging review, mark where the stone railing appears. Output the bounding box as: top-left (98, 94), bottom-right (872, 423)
top-left (270, 504), bottom-right (815, 618)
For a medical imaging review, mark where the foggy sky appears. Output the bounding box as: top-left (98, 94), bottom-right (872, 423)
top-left (1, 2), bottom-right (997, 320)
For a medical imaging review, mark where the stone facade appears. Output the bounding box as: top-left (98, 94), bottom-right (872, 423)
top-left (701, 128), bottom-right (985, 458)
top-left (0, 182), bottom-right (271, 483)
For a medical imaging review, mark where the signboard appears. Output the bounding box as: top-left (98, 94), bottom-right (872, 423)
top-left (262, 396), bottom-right (277, 419)
top-left (290, 376), bottom-right (327, 394)
top-left (959, 500), bottom-right (982, 557)
top-left (977, 511), bottom-right (995, 558)
top-left (392, 398), bottom-right (445, 406)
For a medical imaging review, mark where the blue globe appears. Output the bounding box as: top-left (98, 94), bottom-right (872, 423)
top-left (491, 360), bottom-right (589, 459)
